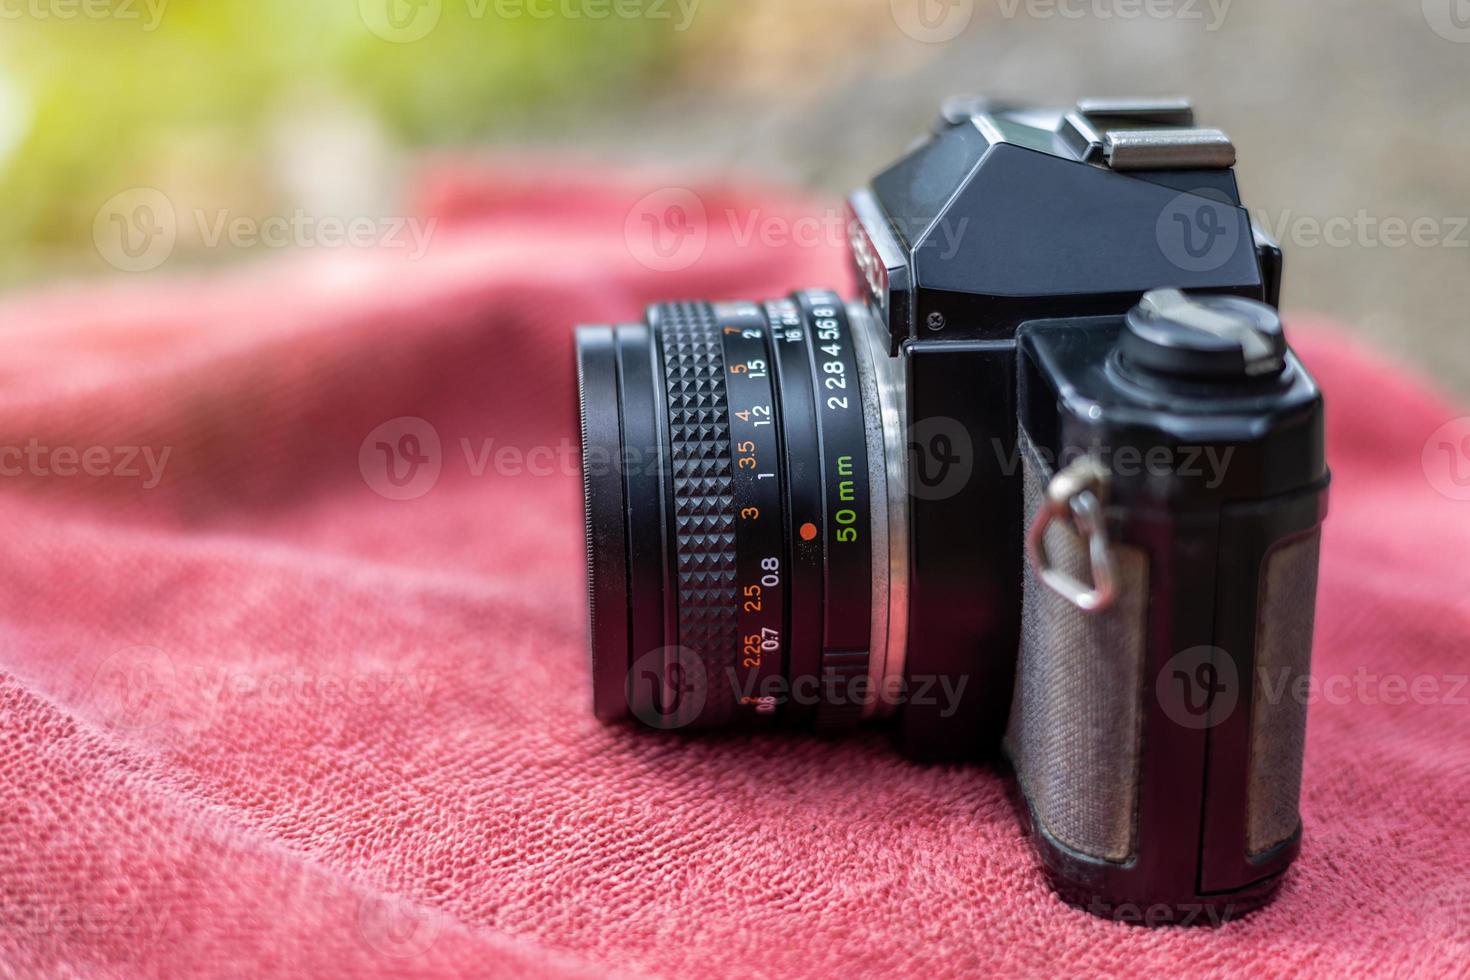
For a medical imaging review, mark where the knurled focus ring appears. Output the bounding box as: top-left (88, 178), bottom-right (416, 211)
top-left (654, 302), bottom-right (739, 727)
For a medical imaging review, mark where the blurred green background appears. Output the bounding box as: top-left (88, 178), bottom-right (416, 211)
top-left (2, 0), bottom-right (1468, 393)
top-left (0, 0), bottom-right (676, 281)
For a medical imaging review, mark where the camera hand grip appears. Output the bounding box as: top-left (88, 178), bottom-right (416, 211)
top-left (1009, 417), bottom-right (1325, 922)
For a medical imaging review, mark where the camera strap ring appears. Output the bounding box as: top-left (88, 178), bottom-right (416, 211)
top-left (1027, 456), bottom-right (1118, 613)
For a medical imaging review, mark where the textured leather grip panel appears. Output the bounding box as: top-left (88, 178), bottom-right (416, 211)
top-left (1247, 531), bottom-right (1320, 856)
top-left (1007, 431), bottom-right (1150, 864)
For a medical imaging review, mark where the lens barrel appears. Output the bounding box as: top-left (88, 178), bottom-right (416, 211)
top-left (577, 290), bottom-right (895, 730)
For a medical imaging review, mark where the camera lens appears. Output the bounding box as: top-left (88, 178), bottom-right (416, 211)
top-left (576, 290), bottom-right (908, 731)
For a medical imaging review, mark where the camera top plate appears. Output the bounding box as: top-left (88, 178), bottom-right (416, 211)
top-left (848, 98), bottom-right (1280, 355)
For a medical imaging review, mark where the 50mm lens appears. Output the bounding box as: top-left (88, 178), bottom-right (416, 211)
top-left (577, 290), bottom-right (904, 731)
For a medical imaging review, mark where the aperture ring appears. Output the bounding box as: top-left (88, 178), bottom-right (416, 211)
top-left (653, 302), bottom-right (739, 728)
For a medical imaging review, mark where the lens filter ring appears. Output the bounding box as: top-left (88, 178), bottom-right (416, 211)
top-left (576, 325), bottom-right (631, 722)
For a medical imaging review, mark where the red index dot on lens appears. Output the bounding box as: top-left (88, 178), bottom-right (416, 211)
top-left (800, 522), bottom-right (818, 542)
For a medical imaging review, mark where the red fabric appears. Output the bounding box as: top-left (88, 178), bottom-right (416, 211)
top-left (1, 167), bottom-right (1466, 979)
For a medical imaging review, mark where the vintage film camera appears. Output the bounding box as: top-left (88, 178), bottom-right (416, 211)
top-left (576, 97), bottom-right (1328, 921)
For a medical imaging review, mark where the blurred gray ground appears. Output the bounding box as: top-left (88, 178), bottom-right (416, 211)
top-left (532, 0), bottom-right (1470, 397)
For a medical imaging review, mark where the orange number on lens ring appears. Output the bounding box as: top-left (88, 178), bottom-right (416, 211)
top-left (744, 584), bottom-right (762, 611)
top-left (737, 441), bottom-right (756, 453)
top-left (738, 457), bottom-right (756, 470)
top-left (731, 363), bottom-right (748, 374)
top-left (741, 507), bottom-right (760, 520)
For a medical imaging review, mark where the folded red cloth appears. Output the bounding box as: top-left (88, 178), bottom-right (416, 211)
top-left (0, 166), bottom-right (1466, 978)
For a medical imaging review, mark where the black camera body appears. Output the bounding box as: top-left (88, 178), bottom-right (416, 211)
top-left (848, 97), bottom-right (1287, 758)
top-left (844, 97), bottom-right (1326, 919)
top-left (575, 97), bottom-right (1328, 923)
